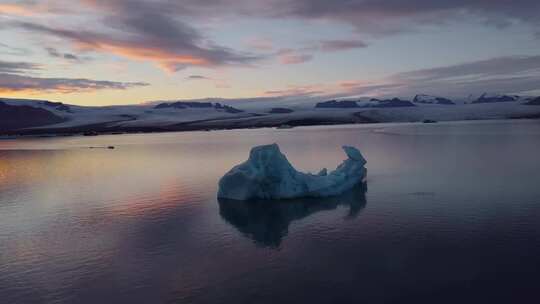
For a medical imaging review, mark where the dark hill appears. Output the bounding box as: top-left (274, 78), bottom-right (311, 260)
top-left (0, 101), bottom-right (66, 131)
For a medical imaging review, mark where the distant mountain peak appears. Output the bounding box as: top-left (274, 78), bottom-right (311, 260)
top-left (153, 101), bottom-right (243, 113)
top-left (413, 94), bottom-right (455, 105)
top-left (472, 93), bottom-right (519, 104)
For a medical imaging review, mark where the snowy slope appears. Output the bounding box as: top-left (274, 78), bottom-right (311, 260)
top-left (1, 95), bottom-right (539, 134)
top-left (0, 98), bottom-right (251, 130)
top-left (413, 94), bottom-right (455, 105)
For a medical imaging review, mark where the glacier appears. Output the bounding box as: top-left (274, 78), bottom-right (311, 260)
top-left (217, 143), bottom-right (367, 200)
top-left (2, 96), bottom-right (540, 135)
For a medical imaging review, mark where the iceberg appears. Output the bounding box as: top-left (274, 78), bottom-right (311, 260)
top-left (217, 143), bottom-right (367, 200)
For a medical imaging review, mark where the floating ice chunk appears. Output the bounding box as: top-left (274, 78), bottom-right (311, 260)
top-left (217, 143), bottom-right (367, 200)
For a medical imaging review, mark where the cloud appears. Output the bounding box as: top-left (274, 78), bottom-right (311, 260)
top-left (264, 84), bottom-right (325, 97)
top-left (214, 79), bottom-right (231, 89)
top-left (0, 60), bottom-right (40, 74)
top-left (0, 43), bottom-right (30, 56)
top-left (0, 58), bottom-right (149, 94)
top-left (77, 1), bottom-right (540, 37)
top-left (13, 21), bottom-right (260, 73)
top-left (0, 1), bottom-right (71, 16)
top-left (9, 1), bottom-right (538, 75)
top-left (186, 75), bottom-right (209, 80)
top-left (261, 55), bottom-right (540, 99)
top-left (246, 37), bottom-right (274, 51)
top-left (317, 39), bottom-right (368, 52)
top-left (341, 55), bottom-right (540, 97)
top-left (277, 49), bottom-right (313, 64)
top-left (45, 47), bottom-right (86, 62)
top-left (279, 54), bottom-right (313, 65)
top-left (7, 0), bottom-right (262, 73)
top-left (0, 3), bottom-right (37, 16)
top-left (264, 0), bottom-right (540, 37)
top-left (0, 73), bottom-right (148, 94)
top-left (273, 38), bottom-right (367, 65)
top-left (9, 1), bottom-right (540, 41)
top-left (183, 74), bottom-right (230, 88)
top-left (394, 56), bottom-right (540, 81)
top-left (3, 0), bottom-right (539, 100)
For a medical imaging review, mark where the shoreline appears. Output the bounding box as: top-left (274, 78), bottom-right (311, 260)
top-left (2, 115), bottom-right (539, 140)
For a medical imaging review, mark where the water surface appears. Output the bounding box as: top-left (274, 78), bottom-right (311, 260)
top-left (1, 120), bottom-right (540, 303)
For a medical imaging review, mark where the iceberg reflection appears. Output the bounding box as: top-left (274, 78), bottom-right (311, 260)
top-left (218, 184), bottom-right (367, 248)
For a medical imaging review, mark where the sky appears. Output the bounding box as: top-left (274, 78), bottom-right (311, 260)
top-left (1, 0), bottom-right (540, 106)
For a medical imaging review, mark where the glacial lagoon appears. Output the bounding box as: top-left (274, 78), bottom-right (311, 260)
top-left (1, 120), bottom-right (540, 303)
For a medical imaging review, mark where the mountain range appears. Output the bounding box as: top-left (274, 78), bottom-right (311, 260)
top-left (1, 94), bottom-right (539, 136)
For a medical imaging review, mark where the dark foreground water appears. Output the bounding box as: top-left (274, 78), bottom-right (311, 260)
top-left (1, 120), bottom-right (540, 303)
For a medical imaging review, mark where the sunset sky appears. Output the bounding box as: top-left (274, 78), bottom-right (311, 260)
top-left (1, 0), bottom-right (540, 105)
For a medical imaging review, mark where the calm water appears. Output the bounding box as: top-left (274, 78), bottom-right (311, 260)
top-left (1, 120), bottom-right (540, 303)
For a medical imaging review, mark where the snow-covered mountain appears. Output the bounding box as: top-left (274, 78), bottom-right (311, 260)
top-left (525, 96), bottom-right (540, 105)
top-left (1, 94), bottom-right (539, 135)
top-left (0, 98), bottom-right (249, 132)
top-left (315, 98), bottom-right (416, 108)
top-left (413, 94), bottom-right (455, 105)
top-left (472, 93), bottom-right (520, 104)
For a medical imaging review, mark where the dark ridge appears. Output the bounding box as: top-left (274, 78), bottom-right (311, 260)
top-left (180, 102), bottom-right (213, 108)
top-left (41, 100), bottom-right (72, 112)
top-left (524, 96), bottom-right (540, 105)
top-left (154, 101), bottom-right (242, 113)
top-left (413, 95), bottom-right (455, 105)
top-left (154, 101), bottom-right (213, 109)
top-left (315, 100), bottom-right (359, 108)
top-left (224, 106), bottom-right (243, 114)
top-left (372, 98), bottom-right (415, 108)
top-left (56, 104), bottom-right (72, 112)
top-left (435, 98), bottom-right (455, 105)
top-left (154, 102), bottom-right (177, 109)
top-left (214, 103), bottom-right (244, 113)
top-left (268, 107), bottom-right (294, 114)
top-left (472, 93), bottom-right (518, 104)
top-left (41, 101), bottom-right (63, 107)
top-left (316, 98), bottom-right (415, 108)
top-left (0, 101), bottom-right (66, 131)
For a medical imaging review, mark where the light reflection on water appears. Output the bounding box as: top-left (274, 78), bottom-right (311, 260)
top-left (1, 120), bottom-right (540, 303)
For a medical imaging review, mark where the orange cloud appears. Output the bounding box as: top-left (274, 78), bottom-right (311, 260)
top-left (339, 80), bottom-right (370, 89)
top-left (13, 21), bottom-right (259, 73)
top-left (277, 49), bottom-right (313, 65)
top-left (264, 84), bottom-right (325, 97)
top-left (75, 41), bottom-right (211, 73)
top-left (0, 4), bottom-right (37, 16)
top-left (0, 2), bottom-right (65, 16)
top-left (0, 73), bottom-right (149, 94)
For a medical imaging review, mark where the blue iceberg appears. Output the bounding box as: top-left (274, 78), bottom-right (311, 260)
top-left (218, 143), bottom-right (367, 200)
